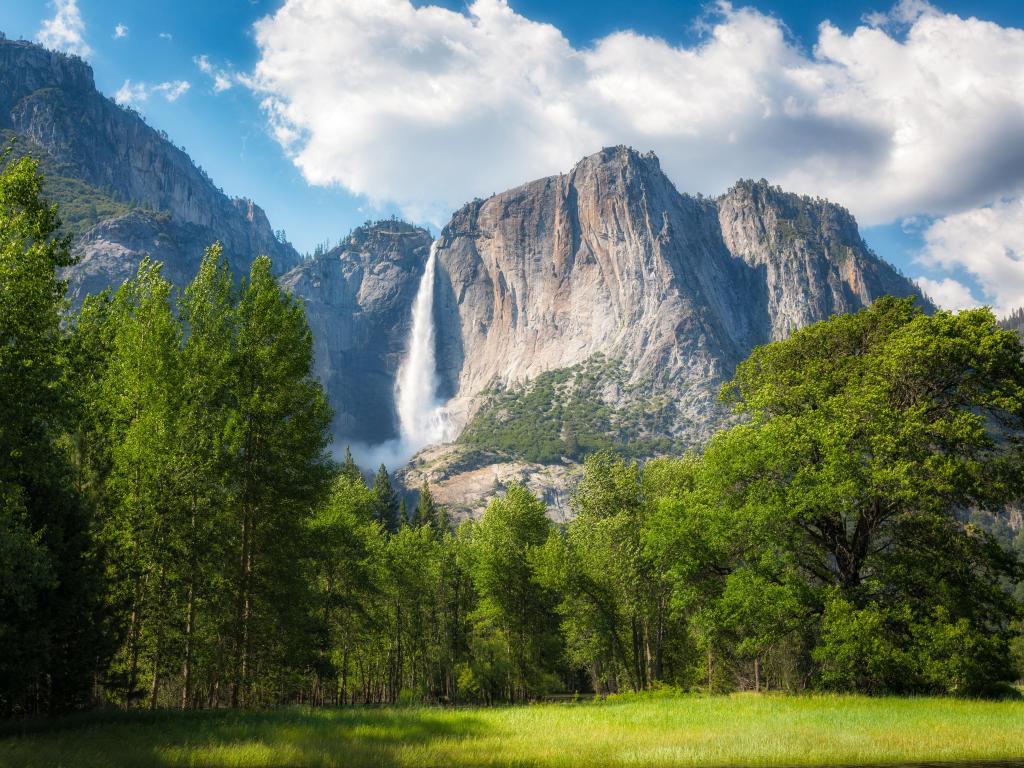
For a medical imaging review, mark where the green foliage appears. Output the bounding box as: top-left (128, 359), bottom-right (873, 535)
top-left (468, 484), bottom-right (563, 700)
top-left (413, 481), bottom-right (447, 532)
top-left (0, 152), bottom-right (109, 715)
top-left (373, 464), bottom-right (401, 534)
top-left (56, 243), bottom-right (334, 710)
top-left (459, 355), bottom-right (685, 464)
top-left (699, 297), bottom-right (1024, 692)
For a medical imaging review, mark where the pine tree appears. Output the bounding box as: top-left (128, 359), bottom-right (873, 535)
top-left (226, 255), bottom-right (333, 706)
top-left (373, 464), bottom-right (400, 533)
top-left (415, 481), bottom-right (445, 531)
top-left (340, 446), bottom-right (362, 484)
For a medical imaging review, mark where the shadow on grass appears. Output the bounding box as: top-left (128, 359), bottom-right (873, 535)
top-left (0, 707), bottom-right (489, 768)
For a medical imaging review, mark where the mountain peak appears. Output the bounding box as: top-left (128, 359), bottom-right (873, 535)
top-left (0, 38), bottom-right (95, 115)
top-left (572, 145), bottom-right (663, 177)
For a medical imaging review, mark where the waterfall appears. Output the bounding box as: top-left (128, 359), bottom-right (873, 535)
top-left (394, 240), bottom-right (451, 453)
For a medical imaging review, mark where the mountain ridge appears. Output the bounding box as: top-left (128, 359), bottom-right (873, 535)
top-left (0, 37), bottom-right (299, 301)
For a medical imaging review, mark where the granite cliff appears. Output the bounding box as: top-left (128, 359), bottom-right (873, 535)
top-left (0, 38), bottom-right (298, 300)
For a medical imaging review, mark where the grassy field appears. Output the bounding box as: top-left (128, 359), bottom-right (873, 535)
top-left (3, 693), bottom-right (1024, 768)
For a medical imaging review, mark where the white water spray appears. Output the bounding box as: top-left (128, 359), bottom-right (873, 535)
top-left (394, 241), bottom-right (452, 453)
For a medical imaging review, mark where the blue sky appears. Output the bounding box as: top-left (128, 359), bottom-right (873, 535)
top-left (4, 0), bottom-right (1024, 313)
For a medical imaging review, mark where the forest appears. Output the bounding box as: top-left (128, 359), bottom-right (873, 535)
top-left (4, 151), bottom-right (1024, 717)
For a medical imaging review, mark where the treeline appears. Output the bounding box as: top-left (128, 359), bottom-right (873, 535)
top-left (3, 154), bottom-right (1024, 716)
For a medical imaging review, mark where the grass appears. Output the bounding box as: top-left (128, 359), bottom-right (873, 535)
top-left (4, 693), bottom-right (1024, 768)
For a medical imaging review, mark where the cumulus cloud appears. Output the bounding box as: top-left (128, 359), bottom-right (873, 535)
top-left (36, 0), bottom-right (91, 58)
top-left (159, 32), bottom-right (173, 41)
top-left (913, 276), bottom-right (982, 312)
top-left (247, 0), bottom-right (1024, 230)
top-left (195, 55), bottom-right (235, 92)
top-left (115, 79), bottom-right (191, 106)
top-left (914, 197), bottom-right (1024, 315)
top-left (114, 23), bottom-right (128, 39)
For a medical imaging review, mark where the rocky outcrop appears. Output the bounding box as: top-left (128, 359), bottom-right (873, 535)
top-left (716, 179), bottom-right (919, 341)
top-left (1001, 308), bottom-right (1024, 339)
top-left (0, 38), bottom-right (298, 299)
top-left (281, 221), bottom-right (432, 445)
top-left (399, 445), bottom-right (580, 523)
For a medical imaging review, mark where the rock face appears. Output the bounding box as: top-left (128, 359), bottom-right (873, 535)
top-left (432, 146), bottom-right (925, 442)
top-left (0, 39), bottom-right (298, 300)
top-left (281, 221), bottom-right (432, 445)
top-left (403, 146), bottom-right (927, 515)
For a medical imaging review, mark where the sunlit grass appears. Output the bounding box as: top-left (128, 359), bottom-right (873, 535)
top-left (4, 693), bottom-right (1024, 767)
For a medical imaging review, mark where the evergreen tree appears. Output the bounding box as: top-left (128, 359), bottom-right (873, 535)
top-left (0, 153), bottom-right (108, 714)
top-left (415, 481), bottom-right (446, 531)
top-left (373, 464), bottom-right (400, 534)
top-left (226, 256), bottom-right (333, 706)
top-left (340, 446), bottom-right (362, 484)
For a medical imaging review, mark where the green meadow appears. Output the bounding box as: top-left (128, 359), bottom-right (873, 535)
top-left (4, 694), bottom-right (1024, 768)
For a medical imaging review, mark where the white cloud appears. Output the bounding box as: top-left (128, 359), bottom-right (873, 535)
top-left (195, 54), bottom-right (235, 92)
top-left (36, 0), bottom-right (91, 58)
top-left (913, 276), bottom-right (982, 311)
top-left (114, 80), bottom-right (147, 105)
top-left (154, 80), bottom-right (191, 102)
top-left (114, 23), bottom-right (128, 39)
top-left (915, 197), bottom-right (1024, 315)
top-left (159, 32), bottom-right (173, 41)
top-left (115, 79), bottom-right (191, 106)
top-left (248, 0), bottom-right (1024, 230)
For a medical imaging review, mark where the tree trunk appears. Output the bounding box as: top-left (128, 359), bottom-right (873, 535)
top-left (126, 576), bottom-right (144, 705)
top-left (707, 647), bottom-right (713, 691)
top-left (149, 630), bottom-right (162, 709)
top-left (181, 501), bottom-right (198, 710)
top-left (181, 581), bottom-right (195, 709)
top-left (232, 508), bottom-right (252, 707)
